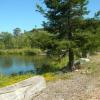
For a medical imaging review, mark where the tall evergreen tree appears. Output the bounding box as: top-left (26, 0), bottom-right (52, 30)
top-left (13, 28), bottom-right (21, 36)
top-left (37, 0), bottom-right (89, 70)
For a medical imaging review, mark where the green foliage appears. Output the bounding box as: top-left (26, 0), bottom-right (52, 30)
top-left (37, 0), bottom-right (88, 35)
top-left (74, 30), bottom-right (100, 57)
top-left (37, 0), bottom-right (100, 61)
top-left (0, 48), bottom-right (42, 55)
top-left (0, 32), bottom-right (13, 49)
top-left (37, 57), bottom-right (68, 74)
top-left (37, 0), bottom-right (89, 70)
top-left (13, 28), bottom-right (21, 36)
top-left (0, 30), bottom-right (51, 54)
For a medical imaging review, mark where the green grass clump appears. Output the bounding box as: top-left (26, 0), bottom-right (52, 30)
top-left (43, 73), bottom-right (57, 81)
top-left (81, 54), bottom-right (100, 75)
top-left (42, 72), bottom-right (73, 82)
top-left (37, 57), bottom-right (68, 74)
top-left (85, 62), bottom-right (100, 74)
top-left (0, 48), bottom-right (42, 55)
top-left (51, 57), bottom-right (68, 69)
top-left (0, 73), bottom-right (34, 88)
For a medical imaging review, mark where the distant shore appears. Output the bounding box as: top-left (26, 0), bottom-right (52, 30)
top-left (0, 48), bottom-right (44, 56)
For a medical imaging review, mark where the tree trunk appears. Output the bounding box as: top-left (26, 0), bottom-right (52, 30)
top-left (68, 48), bottom-right (75, 71)
top-left (67, 0), bottom-right (75, 71)
top-left (82, 50), bottom-right (87, 58)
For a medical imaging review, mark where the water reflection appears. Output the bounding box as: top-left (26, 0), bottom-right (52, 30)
top-left (0, 55), bottom-right (50, 75)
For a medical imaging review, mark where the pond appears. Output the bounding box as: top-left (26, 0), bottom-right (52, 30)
top-left (0, 55), bottom-right (50, 75)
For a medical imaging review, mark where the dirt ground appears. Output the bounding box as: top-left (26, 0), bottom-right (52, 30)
top-left (33, 53), bottom-right (100, 100)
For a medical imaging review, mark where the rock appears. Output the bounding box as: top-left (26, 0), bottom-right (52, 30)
top-left (80, 58), bottom-right (90, 64)
top-left (74, 60), bottom-right (81, 69)
top-left (74, 58), bottom-right (90, 69)
top-left (55, 71), bottom-right (64, 75)
top-left (0, 76), bottom-right (46, 100)
top-left (75, 69), bottom-right (79, 72)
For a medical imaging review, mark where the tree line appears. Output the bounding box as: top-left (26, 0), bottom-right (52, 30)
top-left (0, 28), bottom-right (51, 50)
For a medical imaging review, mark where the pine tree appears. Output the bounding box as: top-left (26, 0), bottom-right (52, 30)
top-left (37, 0), bottom-right (89, 71)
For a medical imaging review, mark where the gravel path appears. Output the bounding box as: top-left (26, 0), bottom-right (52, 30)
top-left (33, 73), bottom-right (100, 100)
top-left (33, 54), bottom-right (100, 100)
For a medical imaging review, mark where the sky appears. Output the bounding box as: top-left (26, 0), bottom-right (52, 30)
top-left (0, 0), bottom-right (100, 33)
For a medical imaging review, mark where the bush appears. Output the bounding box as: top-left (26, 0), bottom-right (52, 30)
top-left (37, 57), bottom-right (68, 74)
top-left (37, 63), bottom-right (58, 74)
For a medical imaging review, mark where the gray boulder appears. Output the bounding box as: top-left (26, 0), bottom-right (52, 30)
top-left (0, 76), bottom-right (46, 100)
top-left (80, 58), bottom-right (90, 64)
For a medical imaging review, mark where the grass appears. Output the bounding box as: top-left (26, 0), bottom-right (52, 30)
top-left (43, 73), bottom-right (57, 81)
top-left (0, 73), bottom-right (34, 88)
top-left (85, 62), bottom-right (99, 74)
top-left (42, 72), bottom-right (73, 82)
top-left (80, 53), bottom-right (100, 75)
top-left (51, 57), bottom-right (68, 69)
top-left (43, 53), bottom-right (100, 82)
top-left (37, 57), bottom-right (68, 74)
top-left (0, 48), bottom-right (42, 55)
top-left (0, 72), bottom-right (72, 88)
